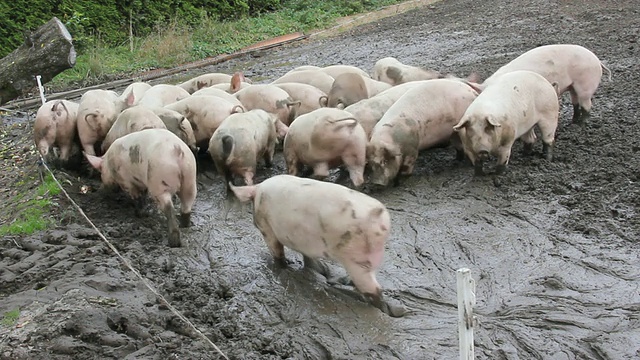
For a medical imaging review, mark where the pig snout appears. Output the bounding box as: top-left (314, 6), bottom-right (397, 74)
top-left (477, 150), bottom-right (490, 161)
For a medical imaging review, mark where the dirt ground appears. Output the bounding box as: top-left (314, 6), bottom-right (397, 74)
top-left (1, 0), bottom-right (639, 359)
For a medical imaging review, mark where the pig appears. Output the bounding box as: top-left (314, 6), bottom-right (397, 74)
top-left (85, 129), bottom-right (197, 247)
top-left (273, 82), bottom-right (328, 117)
top-left (210, 81), bottom-right (252, 93)
top-left (118, 82), bottom-right (152, 106)
top-left (344, 80), bottom-right (432, 137)
top-left (164, 95), bottom-right (245, 149)
top-left (138, 84), bottom-right (191, 108)
top-left (283, 108), bottom-right (367, 188)
top-left (191, 87), bottom-right (245, 107)
top-left (101, 106), bottom-right (168, 153)
top-left (367, 79), bottom-right (479, 186)
top-left (480, 44), bottom-right (611, 123)
top-left (320, 64), bottom-right (371, 79)
top-left (327, 73), bottom-right (392, 109)
top-left (77, 89), bottom-right (136, 157)
top-left (208, 109), bottom-right (279, 193)
top-left (453, 70), bottom-right (560, 175)
top-left (233, 83), bottom-right (300, 132)
top-left (177, 73), bottom-right (234, 94)
top-left (228, 174), bottom-right (406, 317)
top-left (147, 107), bottom-right (198, 152)
top-left (33, 99), bottom-right (80, 164)
top-left (271, 69), bottom-right (335, 94)
top-left (285, 65), bottom-right (321, 74)
top-left (372, 57), bottom-right (443, 85)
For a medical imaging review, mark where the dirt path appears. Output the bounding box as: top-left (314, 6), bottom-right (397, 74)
top-left (1, 0), bottom-right (639, 359)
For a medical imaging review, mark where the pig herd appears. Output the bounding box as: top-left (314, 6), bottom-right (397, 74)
top-left (32, 43), bottom-right (610, 316)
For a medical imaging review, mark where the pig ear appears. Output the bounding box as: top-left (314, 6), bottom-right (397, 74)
top-left (84, 153), bottom-right (104, 172)
top-left (464, 80), bottom-right (484, 94)
top-left (287, 100), bottom-right (301, 110)
top-left (230, 72), bottom-right (244, 93)
top-left (125, 91), bottom-right (135, 106)
top-left (383, 143), bottom-right (401, 158)
top-left (466, 72), bottom-right (483, 84)
top-left (486, 116), bottom-right (501, 127)
top-left (232, 105), bottom-right (245, 113)
top-left (453, 117), bottom-right (469, 132)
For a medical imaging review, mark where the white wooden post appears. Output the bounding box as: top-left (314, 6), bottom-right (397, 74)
top-left (457, 267), bottom-right (476, 360)
top-left (35, 75), bottom-right (46, 105)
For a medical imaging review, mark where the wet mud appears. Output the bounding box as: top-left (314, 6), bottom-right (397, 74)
top-left (1, 0), bottom-right (640, 359)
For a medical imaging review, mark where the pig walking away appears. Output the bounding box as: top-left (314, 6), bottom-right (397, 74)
top-left (367, 79), bottom-right (479, 186)
top-left (208, 109), bottom-right (279, 193)
top-left (453, 70), bottom-right (560, 175)
top-left (327, 73), bottom-right (391, 109)
top-left (481, 44), bottom-right (611, 123)
top-left (229, 175), bottom-right (406, 317)
top-left (85, 129), bottom-right (197, 247)
top-left (77, 89), bottom-right (135, 157)
top-left (33, 99), bottom-right (80, 164)
top-left (372, 57), bottom-right (443, 85)
top-left (284, 108), bottom-right (367, 188)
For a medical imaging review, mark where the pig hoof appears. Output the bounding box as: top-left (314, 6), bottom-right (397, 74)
top-left (168, 231), bottom-right (182, 248)
top-left (495, 164), bottom-right (507, 175)
top-left (179, 212), bottom-right (191, 228)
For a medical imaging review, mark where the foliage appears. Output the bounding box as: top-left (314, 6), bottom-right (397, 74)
top-left (1, 309), bottom-right (20, 327)
top-left (0, 173), bottom-right (59, 236)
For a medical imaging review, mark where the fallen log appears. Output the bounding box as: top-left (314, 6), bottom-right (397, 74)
top-left (0, 17), bottom-right (76, 105)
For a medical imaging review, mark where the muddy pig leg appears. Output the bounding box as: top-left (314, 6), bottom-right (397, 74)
top-left (520, 128), bottom-right (537, 156)
top-left (312, 162), bottom-right (330, 181)
top-left (178, 178), bottom-right (196, 228)
top-left (537, 116), bottom-right (559, 162)
top-left (341, 260), bottom-right (406, 317)
top-left (255, 214), bottom-right (288, 267)
top-left (263, 144), bottom-right (275, 168)
top-left (157, 192), bottom-right (181, 247)
top-left (494, 144), bottom-right (514, 175)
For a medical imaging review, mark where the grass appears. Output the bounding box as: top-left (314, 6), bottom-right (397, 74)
top-left (0, 173), bottom-right (61, 237)
top-left (49, 0), bottom-right (404, 90)
top-left (1, 309), bottom-right (20, 327)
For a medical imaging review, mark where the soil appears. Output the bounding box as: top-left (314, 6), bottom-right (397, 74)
top-left (1, 0), bottom-right (640, 359)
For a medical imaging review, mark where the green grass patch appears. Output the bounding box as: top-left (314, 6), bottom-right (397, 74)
top-left (0, 173), bottom-right (60, 236)
top-left (49, 0), bottom-right (404, 89)
top-left (1, 309), bottom-right (20, 327)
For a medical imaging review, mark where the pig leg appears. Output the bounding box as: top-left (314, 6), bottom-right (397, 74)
top-left (178, 179), bottom-right (196, 228)
top-left (243, 170), bottom-right (255, 186)
top-left (255, 216), bottom-right (287, 267)
top-left (285, 152), bottom-right (301, 176)
top-left (537, 117), bottom-right (559, 161)
top-left (342, 155), bottom-right (365, 188)
top-left (341, 261), bottom-right (406, 318)
top-left (303, 255), bottom-right (334, 279)
top-left (520, 128), bottom-right (537, 156)
top-left (312, 162), bottom-right (330, 181)
top-left (399, 154), bottom-right (417, 176)
top-left (569, 88), bottom-right (592, 124)
top-left (157, 193), bottom-right (181, 247)
top-left (494, 145), bottom-right (513, 175)
top-left (263, 143), bottom-right (275, 168)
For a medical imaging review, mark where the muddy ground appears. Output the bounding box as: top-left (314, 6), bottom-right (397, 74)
top-left (1, 0), bottom-right (639, 359)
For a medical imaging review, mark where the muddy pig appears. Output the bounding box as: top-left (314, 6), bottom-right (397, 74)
top-left (327, 73), bottom-right (392, 109)
top-left (480, 44), bottom-right (611, 123)
top-left (274, 82), bottom-right (328, 117)
top-left (33, 99), bottom-right (80, 164)
top-left (344, 80), bottom-right (431, 138)
top-left (453, 70), bottom-right (560, 175)
top-left (208, 109), bottom-right (280, 193)
top-left (147, 106), bottom-right (198, 152)
top-left (367, 79), bottom-right (479, 186)
top-left (138, 84), bottom-right (191, 108)
top-left (164, 95), bottom-right (245, 149)
top-left (284, 108), bottom-right (367, 188)
top-left (101, 106), bottom-right (168, 153)
top-left (85, 129), bottom-right (197, 247)
top-left (271, 69), bottom-right (335, 94)
top-left (233, 83), bottom-right (300, 133)
top-left (229, 174), bottom-right (406, 317)
top-left (177, 73), bottom-right (234, 94)
top-left (77, 89), bottom-right (136, 157)
top-left (372, 57), bottom-right (443, 85)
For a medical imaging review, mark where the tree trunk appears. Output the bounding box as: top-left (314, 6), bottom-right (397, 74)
top-left (0, 17), bottom-right (76, 105)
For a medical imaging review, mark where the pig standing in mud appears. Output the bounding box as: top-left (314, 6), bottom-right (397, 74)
top-left (208, 109), bottom-right (280, 193)
top-left (101, 106), bottom-right (168, 153)
top-left (327, 73), bottom-right (392, 109)
top-left (453, 70), bottom-right (560, 175)
top-left (85, 129), bottom-right (197, 247)
top-left (284, 108), bottom-right (367, 188)
top-left (367, 79), bottom-right (479, 186)
top-left (33, 99), bottom-right (80, 164)
top-left (480, 44), bottom-right (611, 123)
top-left (164, 95), bottom-right (246, 149)
top-left (76, 89), bottom-right (135, 157)
top-left (229, 174), bottom-right (406, 317)
top-left (372, 56), bottom-right (443, 85)
top-left (273, 82), bottom-right (328, 117)
top-left (233, 83), bottom-right (298, 135)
